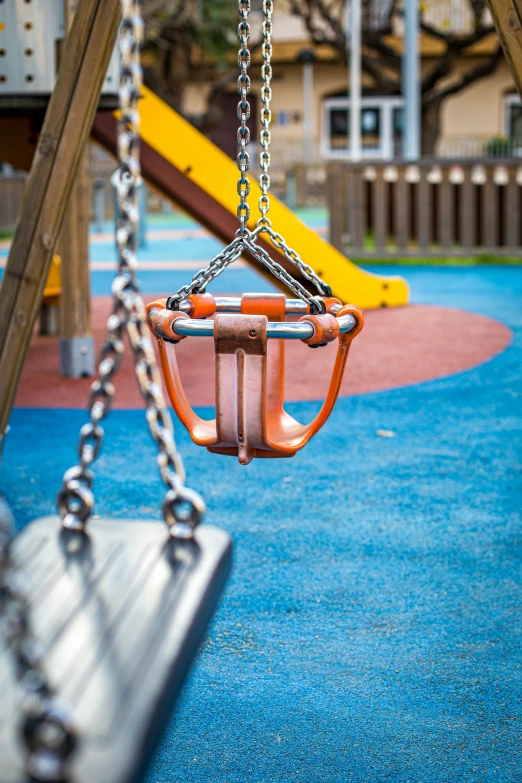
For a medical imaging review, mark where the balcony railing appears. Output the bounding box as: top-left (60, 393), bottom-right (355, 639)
top-left (437, 136), bottom-right (522, 159)
top-left (418, 1), bottom-right (493, 34)
top-left (359, 1), bottom-right (493, 35)
top-left (376, 0), bottom-right (493, 35)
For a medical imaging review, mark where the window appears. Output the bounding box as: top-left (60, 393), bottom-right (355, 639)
top-left (327, 106), bottom-right (382, 151)
top-left (508, 100), bottom-right (522, 141)
top-left (361, 107), bottom-right (381, 150)
top-left (509, 105), bottom-right (522, 140)
top-left (392, 106), bottom-right (404, 157)
top-left (329, 108), bottom-right (349, 150)
top-left (504, 94), bottom-right (522, 156)
top-left (322, 97), bottom-right (404, 160)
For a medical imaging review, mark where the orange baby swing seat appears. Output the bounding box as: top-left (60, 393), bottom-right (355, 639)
top-left (146, 0), bottom-right (364, 464)
top-left (146, 292), bottom-right (364, 465)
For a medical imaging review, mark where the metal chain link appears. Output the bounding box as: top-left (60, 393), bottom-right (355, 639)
top-left (237, 0), bottom-right (251, 233)
top-left (258, 0), bottom-right (273, 225)
top-left (242, 237), bottom-right (325, 311)
top-left (253, 0), bottom-right (331, 297)
top-left (254, 224), bottom-right (331, 297)
top-left (166, 234), bottom-right (325, 314)
top-left (58, 0), bottom-right (204, 539)
top-left (0, 498), bottom-right (76, 782)
top-left (166, 237), bottom-right (244, 310)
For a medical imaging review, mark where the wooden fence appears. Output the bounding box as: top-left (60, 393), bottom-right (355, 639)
top-left (327, 160), bottom-right (522, 257)
top-left (0, 173), bottom-right (27, 234)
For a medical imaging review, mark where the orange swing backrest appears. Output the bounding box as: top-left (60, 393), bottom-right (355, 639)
top-left (210, 294), bottom-right (290, 463)
top-left (147, 294), bottom-right (364, 464)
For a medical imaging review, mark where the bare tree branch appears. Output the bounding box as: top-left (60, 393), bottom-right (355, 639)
top-left (421, 53), bottom-right (453, 94)
top-left (288, 0), bottom-right (503, 151)
top-left (360, 53), bottom-right (399, 93)
top-left (424, 44), bottom-right (503, 105)
top-left (419, 19), bottom-right (496, 50)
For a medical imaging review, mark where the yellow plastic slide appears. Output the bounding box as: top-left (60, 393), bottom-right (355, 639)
top-left (97, 87), bottom-right (409, 308)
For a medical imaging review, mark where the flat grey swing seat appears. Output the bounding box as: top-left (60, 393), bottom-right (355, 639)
top-left (0, 515), bottom-right (232, 783)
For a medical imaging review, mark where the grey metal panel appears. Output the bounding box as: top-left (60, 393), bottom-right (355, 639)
top-left (102, 44), bottom-right (119, 96)
top-left (0, 0), bottom-right (64, 94)
top-left (0, 515), bottom-right (232, 783)
top-left (0, 2), bottom-right (117, 98)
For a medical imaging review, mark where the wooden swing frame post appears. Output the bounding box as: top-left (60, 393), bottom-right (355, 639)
top-left (0, 0), bottom-right (121, 443)
top-left (58, 146), bottom-right (93, 377)
top-left (59, 0), bottom-right (95, 378)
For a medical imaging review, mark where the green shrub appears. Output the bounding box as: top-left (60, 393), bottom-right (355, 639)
top-left (485, 136), bottom-right (513, 157)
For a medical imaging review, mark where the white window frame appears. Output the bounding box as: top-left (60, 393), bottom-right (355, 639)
top-left (321, 96), bottom-right (404, 161)
top-left (504, 93), bottom-right (522, 136)
top-left (503, 93), bottom-right (522, 157)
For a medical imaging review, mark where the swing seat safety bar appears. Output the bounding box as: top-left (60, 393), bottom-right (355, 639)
top-left (146, 293), bottom-right (364, 465)
top-left (148, 304), bottom-right (358, 340)
top-left (178, 296), bottom-right (318, 315)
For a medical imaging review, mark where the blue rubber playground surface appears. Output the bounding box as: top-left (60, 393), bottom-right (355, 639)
top-left (2, 213), bottom-right (522, 782)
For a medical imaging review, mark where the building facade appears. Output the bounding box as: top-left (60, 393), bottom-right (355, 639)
top-left (181, 1), bottom-right (519, 167)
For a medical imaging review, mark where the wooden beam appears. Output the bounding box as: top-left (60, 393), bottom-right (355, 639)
top-left (57, 0), bottom-right (94, 377)
top-left (59, 158), bottom-right (91, 342)
top-left (64, 0), bottom-right (80, 29)
top-left (59, 148), bottom-right (94, 376)
top-left (0, 0), bottom-right (120, 437)
top-left (485, 0), bottom-right (522, 95)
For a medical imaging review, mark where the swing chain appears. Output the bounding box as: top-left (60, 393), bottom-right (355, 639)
top-left (254, 0), bottom-right (331, 297)
top-left (166, 238), bottom-right (244, 310)
top-left (254, 224), bottom-right (332, 297)
top-left (237, 0), bottom-right (251, 233)
top-left (58, 0), bottom-right (205, 538)
top-left (258, 0), bottom-right (273, 226)
top-left (166, 0), bottom-right (329, 311)
top-left (167, 233), bottom-right (325, 314)
top-left (0, 498), bottom-right (76, 781)
top-left (242, 237), bottom-right (326, 311)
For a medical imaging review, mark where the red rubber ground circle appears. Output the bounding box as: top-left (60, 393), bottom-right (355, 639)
top-left (15, 297), bottom-right (512, 409)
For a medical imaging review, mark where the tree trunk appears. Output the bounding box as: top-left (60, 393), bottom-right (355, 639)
top-left (421, 102), bottom-right (442, 157)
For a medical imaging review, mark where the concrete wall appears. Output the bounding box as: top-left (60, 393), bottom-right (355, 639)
top-left (441, 59), bottom-right (515, 142)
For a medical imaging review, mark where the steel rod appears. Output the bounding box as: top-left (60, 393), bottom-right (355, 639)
top-left (160, 313), bottom-right (357, 340)
top-left (403, 0), bottom-right (421, 160)
top-left (348, 0), bottom-right (362, 162)
top-left (178, 297), bottom-right (342, 316)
